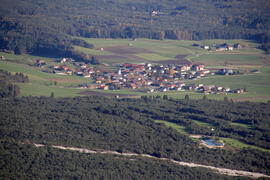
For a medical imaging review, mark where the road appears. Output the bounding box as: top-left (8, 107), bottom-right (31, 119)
top-left (33, 143), bottom-right (270, 179)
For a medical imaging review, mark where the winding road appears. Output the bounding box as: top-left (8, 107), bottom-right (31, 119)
top-left (33, 143), bottom-right (270, 179)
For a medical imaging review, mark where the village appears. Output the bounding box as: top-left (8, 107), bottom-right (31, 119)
top-left (32, 57), bottom-right (247, 95)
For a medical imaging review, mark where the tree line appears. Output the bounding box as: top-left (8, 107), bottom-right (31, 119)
top-left (0, 70), bottom-right (29, 97)
top-left (0, 0), bottom-right (270, 57)
top-left (0, 139), bottom-right (252, 180)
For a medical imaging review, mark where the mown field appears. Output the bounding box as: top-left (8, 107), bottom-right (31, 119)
top-left (0, 38), bottom-right (270, 101)
top-left (155, 119), bottom-right (270, 153)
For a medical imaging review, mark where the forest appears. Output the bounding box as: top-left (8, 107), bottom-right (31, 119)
top-left (1, 95), bottom-right (270, 176)
top-left (1, 0), bottom-right (270, 57)
top-left (1, 139), bottom-right (256, 180)
top-left (0, 69), bottom-right (28, 97)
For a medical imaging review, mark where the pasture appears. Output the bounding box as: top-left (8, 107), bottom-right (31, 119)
top-left (0, 38), bottom-right (269, 101)
top-left (77, 38), bottom-right (269, 67)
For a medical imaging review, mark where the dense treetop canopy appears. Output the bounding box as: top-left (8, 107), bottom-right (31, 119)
top-left (1, 0), bottom-right (270, 56)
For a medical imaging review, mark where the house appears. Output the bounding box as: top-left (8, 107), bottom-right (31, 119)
top-left (83, 73), bottom-right (91, 78)
top-left (192, 64), bottom-right (204, 71)
top-left (129, 83), bottom-right (137, 89)
top-left (232, 88), bottom-right (244, 94)
top-left (88, 84), bottom-right (99, 89)
top-left (217, 69), bottom-right (233, 75)
top-left (35, 60), bottom-right (46, 67)
top-left (102, 85), bottom-right (109, 90)
top-left (159, 87), bottom-right (168, 92)
top-left (62, 66), bottom-right (69, 71)
top-left (60, 58), bottom-right (67, 63)
top-left (151, 11), bottom-right (158, 16)
top-left (147, 88), bottom-right (155, 93)
top-left (66, 70), bottom-right (73, 75)
top-left (202, 45), bottom-right (210, 50)
top-left (76, 72), bottom-right (83, 76)
top-left (216, 86), bottom-right (223, 91)
top-left (223, 87), bottom-right (231, 92)
top-left (53, 65), bottom-right (60, 70)
top-left (228, 45), bottom-right (233, 51)
top-left (234, 43), bottom-right (245, 49)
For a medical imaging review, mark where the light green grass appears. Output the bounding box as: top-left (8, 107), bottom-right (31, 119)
top-left (155, 120), bottom-right (189, 135)
top-left (0, 52), bottom-right (56, 64)
top-left (0, 52), bottom-right (22, 60)
top-left (17, 83), bottom-right (84, 97)
top-left (220, 137), bottom-right (270, 153)
top-left (192, 120), bottom-right (215, 127)
top-left (73, 46), bottom-right (114, 55)
top-left (191, 54), bottom-right (263, 65)
top-left (230, 122), bottom-right (251, 129)
top-left (190, 72), bottom-right (270, 100)
top-left (0, 61), bottom-right (91, 85)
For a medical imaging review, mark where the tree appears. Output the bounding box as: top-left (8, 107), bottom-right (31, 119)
top-left (202, 95), bottom-right (207, 101)
top-left (224, 96), bottom-right (229, 103)
top-left (50, 92), bottom-right (55, 98)
top-left (163, 95), bottom-right (168, 100)
top-left (184, 95), bottom-right (190, 101)
top-left (91, 56), bottom-right (100, 65)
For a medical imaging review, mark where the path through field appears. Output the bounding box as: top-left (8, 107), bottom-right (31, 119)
top-left (33, 143), bottom-right (270, 179)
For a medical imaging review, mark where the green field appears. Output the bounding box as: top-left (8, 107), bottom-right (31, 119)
top-left (134, 53), bottom-right (172, 61)
top-left (76, 38), bottom-right (270, 67)
top-left (0, 38), bottom-right (270, 101)
top-left (73, 46), bottom-right (114, 56)
top-left (220, 137), bottom-right (270, 152)
top-left (155, 120), bottom-right (188, 135)
top-left (230, 122), bottom-right (251, 129)
top-left (192, 120), bottom-right (215, 127)
top-left (191, 54), bottom-right (264, 65)
top-left (154, 119), bottom-right (269, 152)
top-left (0, 61), bottom-right (92, 97)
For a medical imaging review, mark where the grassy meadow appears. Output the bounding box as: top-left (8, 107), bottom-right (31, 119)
top-left (154, 119), bottom-right (270, 152)
top-left (0, 38), bottom-right (269, 101)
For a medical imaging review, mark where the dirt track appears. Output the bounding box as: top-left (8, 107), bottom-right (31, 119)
top-left (34, 143), bottom-right (270, 179)
top-left (78, 90), bottom-right (140, 98)
top-left (104, 46), bottom-right (153, 54)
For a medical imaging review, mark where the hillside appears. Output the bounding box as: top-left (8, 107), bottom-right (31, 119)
top-left (1, 0), bottom-right (270, 56)
top-left (1, 96), bottom-right (270, 176)
top-left (1, 140), bottom-right (254, 180)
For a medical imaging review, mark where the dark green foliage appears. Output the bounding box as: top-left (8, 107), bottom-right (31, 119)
top-left (1, 0), bottom-right (270, 56)
top-left (0, 81), bottom-right (20, 97)
top-left (90, 56), bottom-right (100, 65)
top-left (261, 31), bottom-right (270, 53)
top-left (0, 140), bottom-right (251, 180)
top-left (71, 39), bottom-right (94, 49)
top-left (0, 70), bottom-right (29, 83)
top-left (0, 70), bottom-right (27, 97)
top-left (0, 96), bottom-right (270, 175)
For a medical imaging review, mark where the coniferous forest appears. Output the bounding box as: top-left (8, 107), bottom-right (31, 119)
top-left (1, 95), bottom-right (270, 178)
top-left (1, 0), bottom-right (270, 58)
top-left (1, 0), bottom-right (270, 179)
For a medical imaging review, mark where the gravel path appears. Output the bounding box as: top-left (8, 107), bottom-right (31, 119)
top-left (33, 143), bottom-right (270, 179)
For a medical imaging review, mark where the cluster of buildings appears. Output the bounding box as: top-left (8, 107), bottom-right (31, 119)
top-left (78, 63), bottom-right (245, 94)
top-left (200, 43), bottom-right (245, 52)
top-left (33, 57), bottom-right (246, 94)
top-left (78, 63), bottom-right (213, 92)
top-left (35, 58), bottom-right (97, 77)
